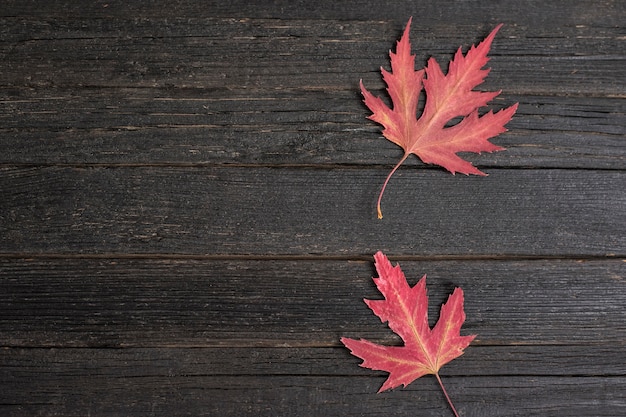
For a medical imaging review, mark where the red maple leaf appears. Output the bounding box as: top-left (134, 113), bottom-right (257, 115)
top-left (361, 18), bottom-right (518, 218)
top-left (341, 252), bottom-right (475, 416)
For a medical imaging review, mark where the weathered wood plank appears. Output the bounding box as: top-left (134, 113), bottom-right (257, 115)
top-left (0, 89), bottom-right (623, 168)
top-left (2, 0), bottom-right (622, 27)
top-left (1, 258), bottom-right (624, 347)
top-left (1, 346), bottom-right (624, 415)
top-left (0, 90), bottom-right (619, 137)
top-left (2, 345), bottom-right (624, 379)
top-left (0, 364), bottom-right (623, 417)
top-left (1, 167), bottom-right (623, 256)
top-left (2, 16), bottom-right (621, 63)
top-left (1, 15), bottom-right (623, 94)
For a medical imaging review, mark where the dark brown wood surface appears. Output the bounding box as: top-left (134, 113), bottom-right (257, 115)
top-left (1, 1), bottom-right (624, 416)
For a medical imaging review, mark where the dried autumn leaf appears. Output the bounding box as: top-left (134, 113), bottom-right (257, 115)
top-left (362, 18), bottom-right (518, 218)
top-left (341, 251), bottom-right (475, 416)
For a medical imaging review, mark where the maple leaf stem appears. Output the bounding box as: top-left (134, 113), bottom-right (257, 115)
top-left (377, 153), bottom-right (409, 219)
top-left (435, 373), bottom-right (461, 417)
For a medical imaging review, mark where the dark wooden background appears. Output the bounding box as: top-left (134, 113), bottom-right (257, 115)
top-left (1, 1), bottom-right (625, 416)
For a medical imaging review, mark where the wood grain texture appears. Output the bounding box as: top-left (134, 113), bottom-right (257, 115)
top-left (0, 0), bottom-right (624, 415)
top-left (0, 17), bottom-right (622, 95)
top-left (1, 258), bottom-right (625, 347)
top-left (4, 345), bottom-right (626, 378)
top-left (0, 89), bottom-right (623, 168)
top-left (1, 367), bottom-right (625, 417)
top-left (2, 342), bottom-right (626, 416)
top-left (1, 167), bottom-right (624, 256)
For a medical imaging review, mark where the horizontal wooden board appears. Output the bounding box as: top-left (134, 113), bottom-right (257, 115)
top-left (0, 365), bottom-right (623, 417)
top-left (2, 0), bottom-right (622, 27)
top-left (0, 89), bottom-right (623, 168)
top-left (1, 346), bottom-right (624, 416)
top-left (1, 258), bottom-right (624, 347)
top-left (1, 167), bottom-right (624, 256)
top-left (0, 16), bottom-right (623, 95)
top-left (2, 345), bottom-right (625, 378)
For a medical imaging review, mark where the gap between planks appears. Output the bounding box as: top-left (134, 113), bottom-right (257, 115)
top-left (0, 253), bottom-right (623, 261)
